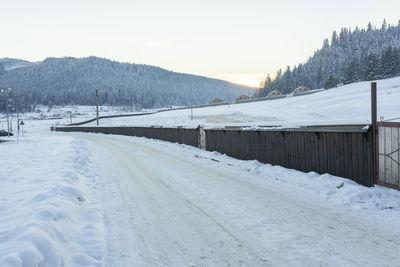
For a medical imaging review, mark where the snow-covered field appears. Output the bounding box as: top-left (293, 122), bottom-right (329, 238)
top-left (83, 77), bottom-right (400, 128)
top-left (1, 115), bottom-right (400, 266)
top-left (0, 105), bottom-right (146, 129)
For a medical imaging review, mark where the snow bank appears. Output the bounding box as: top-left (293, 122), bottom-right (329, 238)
top-left (0, 133), bottom-right (104, 266)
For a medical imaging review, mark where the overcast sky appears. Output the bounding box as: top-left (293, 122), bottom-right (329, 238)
top-left (1, 0), bottom-right (399, 87)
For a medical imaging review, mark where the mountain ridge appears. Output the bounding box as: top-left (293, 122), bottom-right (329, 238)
top-left (0, 56), bottom-right (251, 110)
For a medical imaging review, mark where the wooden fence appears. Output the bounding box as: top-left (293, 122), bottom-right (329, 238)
top-left (205, 126), bottom-right (373, 187)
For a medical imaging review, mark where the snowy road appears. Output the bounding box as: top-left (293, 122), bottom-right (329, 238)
top-left (77, 133), bottom-right (400, 266)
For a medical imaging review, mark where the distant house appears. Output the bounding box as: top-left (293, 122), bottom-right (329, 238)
top-left (267, 90), bottom-right (282, 97)
top-left (292, 86), bottom-right (310, 95)
top-left (210, 98), bottom-right (224, 104)
top-left (236, 94), bottom-right (250, 101)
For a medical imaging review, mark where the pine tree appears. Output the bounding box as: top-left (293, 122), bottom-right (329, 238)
top-left (381, 46), bottom-right (397, 78)
top-left (322, 39), bottom-right (329, 49)
top-left (381, 19), bottom-right (387, 31)
top-left (344, 59), bottom-right (360, 84)
top-left (331, 31), bottom-right (339, 46)
top-left (364, 52), bottom-right (380, 80)
top-left (324, 74), bottom-right (339, 89)
top-left (393, 47), bottom-right (400, 76)
top-left (0, 63), bottom-right (5, 75)
top-left (367, 22), bottom-right (373, 31)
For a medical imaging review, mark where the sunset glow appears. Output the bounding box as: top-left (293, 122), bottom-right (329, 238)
top-left (212, 74), bottom-right (266, 88)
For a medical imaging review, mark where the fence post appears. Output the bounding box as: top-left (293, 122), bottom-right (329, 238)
top-left (371, 82), bottom-right (378, 185)
top-left (95, 89), bottom-right (99, 126)
top-left (197, 125), bottom-right (206, 149)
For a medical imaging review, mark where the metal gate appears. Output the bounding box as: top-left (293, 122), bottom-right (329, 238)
top-left (372, 82), bottom-right (400, 190)
top-left (377, 123), bottom-right (400, 189)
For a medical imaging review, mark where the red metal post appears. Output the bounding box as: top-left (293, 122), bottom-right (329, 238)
top-left (371, 82), bottom-right (378, 185)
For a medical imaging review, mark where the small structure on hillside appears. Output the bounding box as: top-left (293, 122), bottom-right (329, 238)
top-left (267, 90), bottom-right (282, 97)
top-left (236, 94), bottom-right (250, 101)
top-left (292, 86), bottom-right (310, 95)
top-left (210, 98), bottom-right (224, 104)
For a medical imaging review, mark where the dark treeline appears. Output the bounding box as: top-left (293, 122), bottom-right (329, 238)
top-left (0, 57), bottom-right (248, 112)
top-left (256, 20), bottom-right (400, 96)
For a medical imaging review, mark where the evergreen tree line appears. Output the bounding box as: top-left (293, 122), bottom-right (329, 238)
top-left (256, 20), bottom-right (400, 96)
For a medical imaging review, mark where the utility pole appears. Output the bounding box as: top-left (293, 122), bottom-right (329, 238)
top-left (6, 96), bottom-right (10, 138)
top-left (371, 82), bottom-right (378, 184)
top-left (190, 96), bottom-right (193, 121)
top-left (16, 96), bottom-right (19, 134)
top-left (95, 89), bottom-right (99, 125)
top-left (16, 96), bottom-right (19, 143)
top-left (7, 88), bottom-right (12, 137)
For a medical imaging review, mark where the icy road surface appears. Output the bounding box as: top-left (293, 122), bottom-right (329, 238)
top-left (80, 133), bottom-right (400, 266)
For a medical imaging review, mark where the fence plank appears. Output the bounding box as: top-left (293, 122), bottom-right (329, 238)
top-left (351, 132), bottom-right (359, 183)
top-left (378, 126), bottom-right (385, 182)
top-left (299, 133), bottom-right (305, 172)
top-left (264, 132), bottom-right (270, 163)
top-left (305, 133), bottom-right (311, 172)
top-left (391, 127), bottom-right (399, 185)
top-left (288, 132), bottom-right (294, 169)
top-left (343, 133), bottom-right (350, 179)
top-left (361, 131), bottom-right (370, 186)
top-left (324, 133), bottom-right (330, 174)
top-left (385, 127), bottom-right (392, 184)
top-left (311, 132), bottom-right (317, 173)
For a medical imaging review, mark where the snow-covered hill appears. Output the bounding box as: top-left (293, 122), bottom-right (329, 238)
top-left (0, 58), bottom-right (36, 71)
top-left (86, 76), bottom-right (400, 128)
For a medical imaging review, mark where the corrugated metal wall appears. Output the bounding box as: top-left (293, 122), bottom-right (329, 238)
top-left (205, 129), bottom-right (373, 186)
top-left (54, 126), bottom-right (198, 147)
top-left (53, 126), bottom-right (373, 186)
